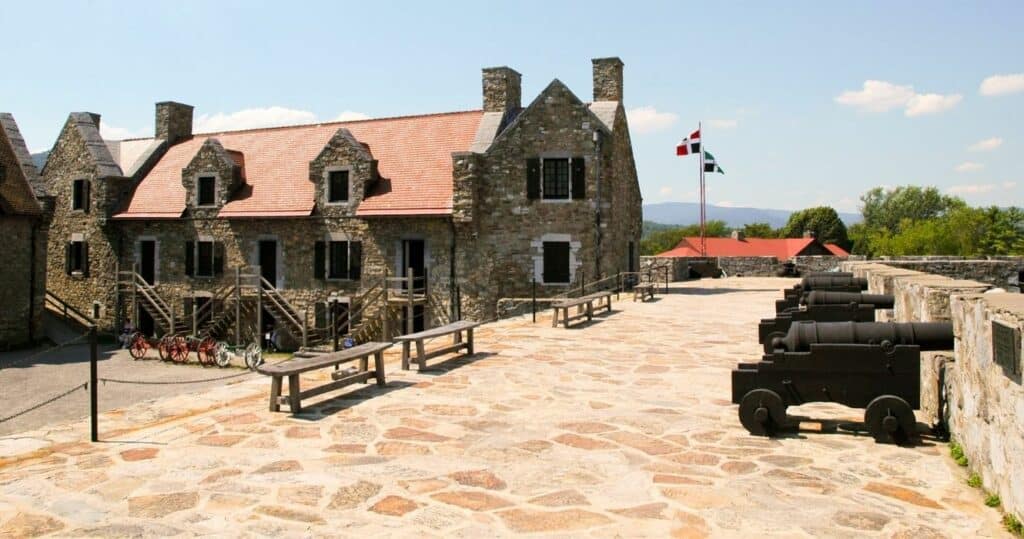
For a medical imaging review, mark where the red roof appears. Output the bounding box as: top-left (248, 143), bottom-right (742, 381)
top-left (115, 110), bottom-right (483, 219)
top-left (824, 243), bottom-right (850, 257)
top-left (656, 237), bottom-right (843, 259)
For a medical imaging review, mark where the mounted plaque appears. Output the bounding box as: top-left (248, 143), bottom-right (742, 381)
top-left (992, 320), bottom-right (1021, 378)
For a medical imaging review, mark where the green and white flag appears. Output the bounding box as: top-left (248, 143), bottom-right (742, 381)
top-left (703, 151), bottom-right (724, 174)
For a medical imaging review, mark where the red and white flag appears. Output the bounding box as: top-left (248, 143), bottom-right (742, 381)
top-left (676, 129), bottom-right (701, 156)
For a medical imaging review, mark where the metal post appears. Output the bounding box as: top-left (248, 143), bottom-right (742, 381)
top-left (532, 277), bottom-right (537, 323)
top-left (331, 301), bottom-right (338, 352)
top-left (256, 265), bottom-right (263, 348)
top-left (302, 306), bottom-right (308, 349)
top-left (89, 325), bottom-right (98, 443)
top-left (234, 267), bottom-right (241, 344)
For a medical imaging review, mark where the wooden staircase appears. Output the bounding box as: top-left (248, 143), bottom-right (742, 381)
top-left (117, 270), bottom-right (188, 336)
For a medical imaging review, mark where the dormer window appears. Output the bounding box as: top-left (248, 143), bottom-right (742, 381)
top-left (327, 169), bottom-right (350, 204)
top-left (197, 176), bottom-right (216, 206)
top-left (72, 179), bottom-right (90, 212)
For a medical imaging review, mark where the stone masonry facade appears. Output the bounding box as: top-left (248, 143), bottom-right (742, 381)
top-left (40, 58), bottom-right (643, 343)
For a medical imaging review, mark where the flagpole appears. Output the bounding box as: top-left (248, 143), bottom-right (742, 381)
top-left (699, 121), bottom-right (706, 256)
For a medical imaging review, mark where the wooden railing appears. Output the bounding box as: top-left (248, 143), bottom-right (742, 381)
top-left (44, 291), bottom-right (96, 329)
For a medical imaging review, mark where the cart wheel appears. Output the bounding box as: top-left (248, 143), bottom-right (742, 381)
top-left (128, 332), bottom-right (149, 360)
top-left (213, 342), bottom-right (232, 368)
top-left (244, 343), bottom-right (263, 370)
top-left (762, 332), bottom-right (787, 355)
top-left (170, 336), bottom-right (190, 363)
top-left (157, 335), bottom-right (174, 361)
top-left (864, 395), bottom-right (916, 445)
top-left (197, 337), bottom-right (217, 366)
top-left (739, 389), bottom-right (787, 437)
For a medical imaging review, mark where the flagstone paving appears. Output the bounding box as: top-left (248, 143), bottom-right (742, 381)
top-left (0, 278), bottom-right (1009, 537)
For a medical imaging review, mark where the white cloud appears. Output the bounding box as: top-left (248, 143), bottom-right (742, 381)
top-left (626, 106), bottom-right (678, 134)
top-left (969, 137), bottom-right (1003, 152)
top-left (947, 184), bottom-right (996, 195)
top-left (1003, 181), bottom-right (1018, 189)
top-left (905, 93), bottom-right (962, 116)
top-left (195, 106), bottom-right (318, 133)
top-left (100, 124), bottom-right (150, 141)
top-left (658, 186), bottom-right (673, 196)
top-left (334, 110), bottom-right (372, 122)
top-left (708, 119), bottom-right (738, 129)
top-left (980, 73), bottom-right (1024, 96)
top-left (955, 161), bottom-right (984, 173)
top-left (836, 80), bottom-right (961, 117)
top-left (835, 80), bottom-right (916, 112)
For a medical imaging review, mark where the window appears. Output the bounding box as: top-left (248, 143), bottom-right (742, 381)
top-left (314, 240), bottom-right (362, 280)
top-left (0, 163), bottom-right (5, 183)
top-left (527, 156), bottom-right (586, 201)
top-left (92, 302), bottom-right (101, 320)
top-left (185, 240), bottom-right (223, 278)
top-left (542, 241), bottom-right (571, 284)
top-left (197, 176), bottom-right (216, 206)
top-left (65, 241), bottom-right (89, 276)
top-left (327, 170), bottom-right (350, 203)
top-left (72, 179), bottom-right (89, 212)
top-left (542, 159), bottom-right (570, 200)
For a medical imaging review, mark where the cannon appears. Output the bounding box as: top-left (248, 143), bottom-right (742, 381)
top-left (775, 273), bottom-right (868, 314)
top-left (758, 292), bottom-right (896, 353)
top-left (732, 321), bottom-right (954, 444)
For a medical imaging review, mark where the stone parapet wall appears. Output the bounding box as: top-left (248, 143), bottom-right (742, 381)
top-left (793, 255), bottom-right (865, 274)
top-left (718, 256), bottom-right (778, 277)
top-left (850, 258), bottom-right (1022, 292)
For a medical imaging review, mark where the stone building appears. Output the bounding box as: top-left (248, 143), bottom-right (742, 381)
top-left (0, 113), bottom-right (50, 349)
top-left (41, 57), bottom-right (642, 345)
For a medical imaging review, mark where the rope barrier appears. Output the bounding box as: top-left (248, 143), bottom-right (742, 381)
top-left (0, 332), bottom-right (91, 371)
top-left (99, 370), bottom-right (253, 386)
top-left (0, 382), bottom-right (88, 424)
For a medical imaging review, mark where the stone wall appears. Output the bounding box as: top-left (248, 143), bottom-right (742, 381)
top-left (793, 255), bottom-right (865, 274)
top-left (0, 217), bottom-right (44, 348)
top-left (640, 256), bottom-right (719, 281)
top-left (847, 262), bottom-right (1024, 522)
top-left (718, 256), bottom-right (778, 277)
top-left (863, 258), bottom-right (1022, 292)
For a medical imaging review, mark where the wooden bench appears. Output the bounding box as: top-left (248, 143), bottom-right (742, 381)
top-left (551, 291), bottom-right (614, 328)
top-left (395, 320), bottom-right (481, 370)
top-left (257, 341), bottom-right (392, 414)
top-left (633, 283), bottom-right (656, 302)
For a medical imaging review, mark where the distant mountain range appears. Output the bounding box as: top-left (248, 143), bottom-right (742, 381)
top-left (643, 202), bottom-right (861, 228)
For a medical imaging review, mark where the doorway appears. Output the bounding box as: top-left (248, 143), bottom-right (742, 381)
top-left (401, 239), bottom-right (426, 333)
top-left (138, 240), bottom-right (157, 335)
top-left (258, 240), bottom-right (278, 343)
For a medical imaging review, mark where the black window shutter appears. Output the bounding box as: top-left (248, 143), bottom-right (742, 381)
top-left (65, 242), bottom-right (72, 275)
top-left (571, 157), bottom-right (586, 200)
top-left (350, 241), bottom-right (362, 280)
top-left (314, 241), bottom-right (325, 279)
top-left (185, 241), bottom-right (194, 277)
top-left (213, 242), bottom-right (225, 276)
top-left (526, 158), bottom-right (541, 200)
top-left (82, 242), bottom-right (90, 277)
top-left (83, 181), bottom-right (90, 213)
top-left (315, 302), bottom-right (327, 329)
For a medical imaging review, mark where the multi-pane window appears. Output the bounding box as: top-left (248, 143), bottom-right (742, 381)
top-left (314, 240), bottom-right (362, 280)
top-left (197, 176), bottom-right (216, 206)
top-left (542, 241), bottom-right (571, 284)
top-left (329, 241), bottom-right (350, 279)
top-left (72, 179), bottom-right (89, 211)
top-left (185, 240), bottom-right (223, 278)
top-left (542, 158), bottom-right (570, 200)
top-left (327, 170), bottom-right (349, 203)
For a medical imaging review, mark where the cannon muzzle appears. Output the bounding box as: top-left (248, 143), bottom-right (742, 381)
top-left (800, 275), bottom-right (868, 292)
top-left (770, 321), bottom-right (954, 353)
top-left (802, 291), bottom-right (895, 308)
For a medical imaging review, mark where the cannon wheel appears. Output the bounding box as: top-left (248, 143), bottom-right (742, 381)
top-left (864, 395), bottom-right (916, 445)
top-left (739, 389), bottom-right (787, 436)
top-left (244, 343), bottom-right (263, 370)
top-left (157, 336), bottom-right (175, 361)
top-left (196, 337), bottom-right (218, 367)
top-left (128, 332), bottom-right (149, 360)
top-left (762, 332), bottom-right (787, 355)
top-left (213, 342), bottom-right (232, 368)
top-left (169, 336), bottom-right (190, 364)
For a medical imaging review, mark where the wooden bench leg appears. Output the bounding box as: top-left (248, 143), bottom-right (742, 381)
top-left (401, 341), bottom-right (410, 370)
top-left (373, 351), bottom-right (386, 387)
top-left (359, 354), bottom-right (368, 373)
top-left (586, 302), bottom-right (593, 321)
top-left (287, 374), bottom-right (301, 414)
top-left (416, 339), bottom-right (427, 370)
top-left (467, 328), bottom-right (474, 355)
top-left (269, 376), bottom-right (282, 412)
top-left (552, 308), bottom-right (559, 328)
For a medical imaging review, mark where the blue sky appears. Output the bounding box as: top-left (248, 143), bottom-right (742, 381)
top-left (3, 1), bottom-right (1021, 214)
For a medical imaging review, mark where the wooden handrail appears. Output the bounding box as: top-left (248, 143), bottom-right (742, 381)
top-left (45, 291), bottom-right (95, 327)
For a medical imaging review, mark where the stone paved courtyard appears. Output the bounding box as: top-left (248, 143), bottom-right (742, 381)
top-left (0, 278), bottom-right (1009, 537)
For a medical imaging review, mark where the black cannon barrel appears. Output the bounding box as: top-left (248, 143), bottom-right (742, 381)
top-left (800, 275), bottom-right (868, 292)
top-left (803, 271), bottom-right (854, 278)
top-left (772, 321), bottom-right (954, 353)
top-left (803, 291), bottom-right (895, 308)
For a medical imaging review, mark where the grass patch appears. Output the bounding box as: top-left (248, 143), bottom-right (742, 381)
top-left (949, 441), bottom-right (968, 466)
top-left (967, 473), bottom-right (982, 488)
top-left (1004, 513), bottom-right (1023, 536)
top-left (985, 493), bottom-right (1002, 508)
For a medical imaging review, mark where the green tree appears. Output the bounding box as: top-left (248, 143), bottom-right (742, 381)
top-left (859, 186), bottom-right (964, 232)
top-left (741, 222), bottom-right (776, 238)
top-left (780, 206), bottom-right (850, 248)
top-left (639, 220), bottom-right (730, 255)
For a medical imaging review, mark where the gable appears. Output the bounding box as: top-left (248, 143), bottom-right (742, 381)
top-left (0, 114), bottom-right (42, 216)
top-left (486, 79), bottom-right (611, 154)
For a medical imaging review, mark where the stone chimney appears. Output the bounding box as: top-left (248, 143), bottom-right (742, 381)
top-left (482, 67), bottom-right (522, 113)
top-left (803, 230), bottom-right (816, 239)
top-left (155, 101), bottom-right (194, 145)
top-left (731, 230), bottom-right (745, 241)
top-left (592, 57), bottom-right (624, 102)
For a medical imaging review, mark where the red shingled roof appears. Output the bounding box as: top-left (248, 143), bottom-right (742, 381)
top-left (115, 110), bottom-right (483, 219)
top-left (823, 243), bottom-right (850, 257)
top-left (656, 237), bottom-right (844, 259)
